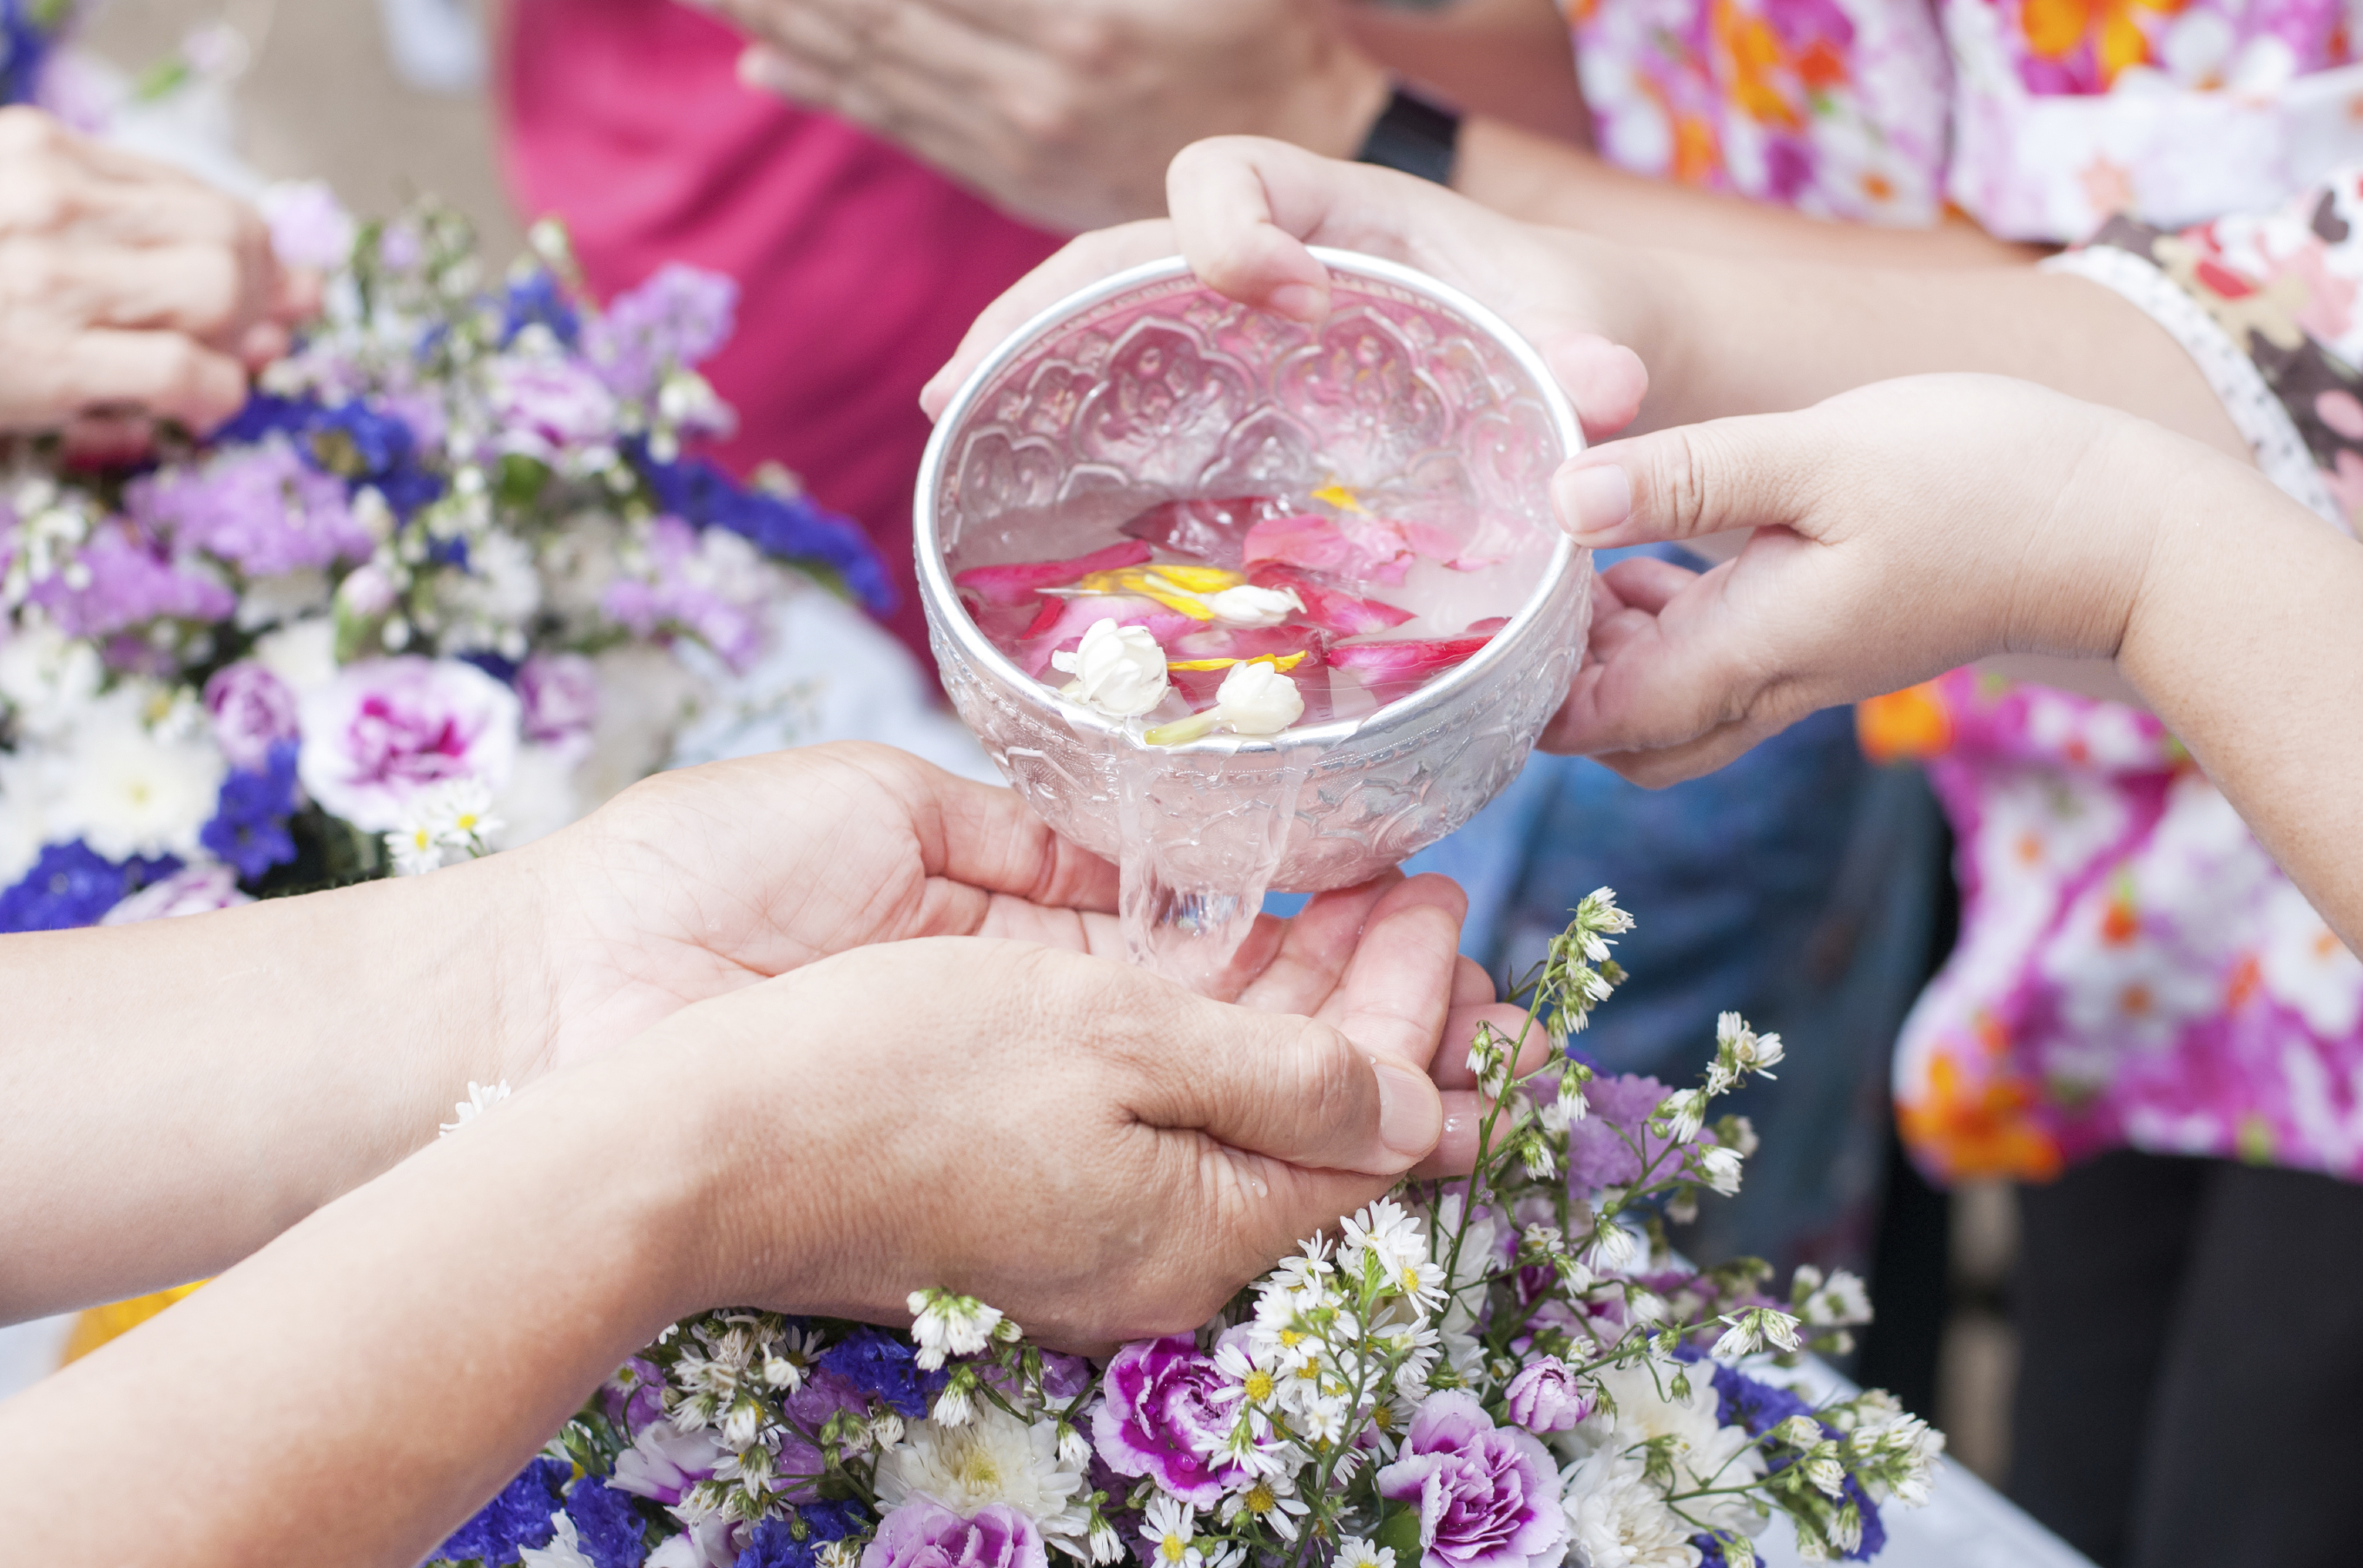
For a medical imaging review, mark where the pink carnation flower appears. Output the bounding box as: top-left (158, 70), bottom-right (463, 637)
top-left (517, 652), bottom-right (598, 743)
top-left (1090, 1334), bottom-right (1242, 1506)
top-left (1375, 1391), bottom-right (1568, 1568)
top-left (861, 1499), bottom-right (1043, 1568)
top-left (100, 865), bottom-right (253, 925)
top-left (203, 661), bottom-right (301, 773)
top-left (295, 656), bottom-right (520, 832)
top-left (485, 357), bottom-right (620, 461)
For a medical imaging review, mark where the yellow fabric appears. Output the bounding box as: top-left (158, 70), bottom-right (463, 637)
top-left (62, 1281), bottom-right (206, 1366)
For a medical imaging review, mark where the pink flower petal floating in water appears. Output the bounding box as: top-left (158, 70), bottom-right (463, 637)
top-left (1244, 564), bottom-right (1414, 636)
top-left (1241, 513), bottom-right (1414, 586)
top-left (1465, 616), bottom-right (1511, 634)
top-left (953, 539), bottom-right (1153, 609)
top-left (1328, 634), bottom-right (1494, 686)
top-left (1017, 594), bottom-right (1197, 675)
top-left (1119, 495), bottom-right (1300, 566)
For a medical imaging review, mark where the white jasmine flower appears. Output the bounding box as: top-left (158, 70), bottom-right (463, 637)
top-left (439, 1080), bottom-right (512, 1136)
top-left (872, 1402), bottom-right (1090, 1551)
top-left (1336, 1538), bottom-right (1396, 1568)
top-left (1200, 582), bottom-right (1301, 627)
top-left (1559, 1450), bottom-right (1698, 1568)
top-left (1051, 617), bottom-right (1169, 717)
top-left (1141, 1495), bottom-right (1202, 1568)
top-left (1208, 658), bottom-right (1303, 735)
top-left (906, 1288), bottom-right (1007, 1369)
top-left (519, 1511), bottom-right (597, 1568)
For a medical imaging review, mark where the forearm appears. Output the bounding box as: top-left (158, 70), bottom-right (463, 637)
top-left (0, 856), bottom-right (547, 1317)
top-left (1457, 117), bottom-right (2037, 268)
top-left (2117, 454), bottom-right (2363, 946)
top-left (1622, 251), bottom-right (2251, 459)
top-left (0, 1052), bottom-right (704, 1567)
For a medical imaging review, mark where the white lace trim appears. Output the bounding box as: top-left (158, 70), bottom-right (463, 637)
top-left (2041, 245), bottom-right (2346, 530)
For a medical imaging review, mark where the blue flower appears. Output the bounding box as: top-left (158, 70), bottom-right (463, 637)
top-left (0, 0), bottom-right (55, 106)
top-left (732, 1504), bottom-right (866, 1568)
top-left (564, 1478), bottom-right (653, 1568)
top-left (633, 446), bottom-right (896, 620)
top-left (200, 742), bottom-right (300, 880)
top-left (1691, 1536), bottom-right (1728, 1568)
top-left (0, 842), bottom-right (181, 933)
top-left (429, 1455), bottom-right (568, 1565)
top-left (1705, 1360), bottom-right (1818, 1438)
top-left (215, 394), bottom-right (446, 521)
top-left (502, 272), bottom-right (583, 349)
top-left (815, 1327), bottom-right (945, 1419)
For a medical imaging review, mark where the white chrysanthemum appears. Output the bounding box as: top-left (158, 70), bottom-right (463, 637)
top-left (1141, 1495), bottom-right (1202, 1568)
top-left (872, 1403), bottom-right (1089, 1549)
top-left (519, 1511), bottom-right (596, 1568)
top-left (0, 623), bottom-right (102, 738)
top-left (1341, 1197), bottom-right (1440, 1310)
top-left (54, 689), bottom-right (227, 862)
top-left (1564, 1360), bottom-right (1766, 1538)
top-left (1560, 1451), bottom-right (1700, 1568)
top-left (1336, 1538), bottom-right (1396, 1568)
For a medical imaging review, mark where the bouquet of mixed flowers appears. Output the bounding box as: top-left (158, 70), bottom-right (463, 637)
top-left (0, 192), bottom-right (889, 931)
top-left (431, 893), bottom-right (1943, 1568)
top-left (0, 0), bottom-right (70, 104)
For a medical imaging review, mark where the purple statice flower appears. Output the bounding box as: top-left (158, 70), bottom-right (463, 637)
top-left (517, 651), bottom-right (598, 743)
top-left (213, 394), bottom-right (446, 521)
top-left (127, 438), bottom-right (372, 579)
top-left (1090, 1334), bottom-right (1240, 1506)
top-left (0, 841), bottom-right (181, 933)
top-left (501, 270), bottom-right (583, 349)
top-left (431, 1454), bottom-right (567, 1565)
top-left (203, 661), bottom-right (301, 772)
top-left (1565, 1072), bottom-right (1677, 1199)
top-left (774, 1368), bottom-right (871, 1502)
top-left (565, 1477), bottom-right (655, 1568)
top-left (1373, 1392), bottom-right (1567, 1568)
top-left (583, 264), bottom-right (739, 400)
top-left (861, 1498), bottom-right (1041, 1568)
top-left (1696, 1361), bottom-right (1886, 1560)
top-left (201, 741), bottom-right (300, 880)
top-left (735, 1501), bottom-right (868, 1568)
top-left (485, 355), bottom-right (619, 463)
top-left (99, 863), bottom-right (252, 925)
top-left (816, 1326), bottom-right (947, 1420)
top-left (294, 656), bottom-right (520, 833)
top-left (604, 1356), bottom-right (670, 1438)
top-left (636, 449), bottom-right (894, 620)
top-left (1502, 1357), bottom-right (1591, 1433)
top-left (28, 524), bottom-right (234, 642)
top-left (601, 515), bottom-right (764, 673)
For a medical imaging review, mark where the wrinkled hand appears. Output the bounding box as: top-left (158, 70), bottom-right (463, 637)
top-left (672, 936), bottom-right (1473, 1345)
top-left (712, 0), bottom-right (1389, 233)
top-left (510, 741), bottom-right (1528, 1168)
top-left (924, 135), bottom-right (1652, 438)
top-left (1539, 374), bottom-right (2186, 783)
top-left (0, 108), bottom-right (314, 452)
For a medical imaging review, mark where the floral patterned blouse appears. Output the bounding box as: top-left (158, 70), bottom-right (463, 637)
top-left (1567, 0), bottom-right (2363, 1183)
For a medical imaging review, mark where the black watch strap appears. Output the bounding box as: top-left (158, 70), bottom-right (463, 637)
top-left (1355, 85), bottom-right (1462, 186)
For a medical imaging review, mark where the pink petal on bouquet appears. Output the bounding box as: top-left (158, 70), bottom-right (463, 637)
top-left (1242, 514), bottom-right (1413, 586)
top-left (954, 539), bottom-right (1153, 609)
top-left (1018, 594), bottom-right (1197, 675)
top-left (1119, 496), bottom-right (1297, 566)
top-left (1245, 565), bottom-right (1414, 636)
top-left (1328, 634), bottom-right (1494, 685)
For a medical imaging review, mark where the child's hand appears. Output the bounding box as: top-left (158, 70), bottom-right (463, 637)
top-left (1540, 373), bottom-right (2217, 783)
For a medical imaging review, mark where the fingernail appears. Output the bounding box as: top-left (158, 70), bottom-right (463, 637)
top-left (1266, 281), bottom-right (1329, 322)
top-left (1556, 463), bottom-right (1631, 540)
top-left (1372, 1057), bottom-right (1442, 1163)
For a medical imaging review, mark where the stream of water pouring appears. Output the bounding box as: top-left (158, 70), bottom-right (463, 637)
top-left (1110, 737), bottom-right (1320, 993)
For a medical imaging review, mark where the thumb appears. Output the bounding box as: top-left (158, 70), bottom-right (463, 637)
top-left (1551, 410), bottom-right (1827, 552)
top-left (1135, 998), bottom-right (1443, 1177)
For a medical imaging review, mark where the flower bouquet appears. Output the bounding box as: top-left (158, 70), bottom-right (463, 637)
top-left (430, 893), bottom-right (1943, 1568)
top-left (0, 193), bottom-right (890, 930)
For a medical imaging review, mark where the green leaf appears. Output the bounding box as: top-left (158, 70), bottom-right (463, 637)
top-left (1373, 1505), bottom-right (1425, 1565)
top-left (497, 453), bottom-right (551, 509)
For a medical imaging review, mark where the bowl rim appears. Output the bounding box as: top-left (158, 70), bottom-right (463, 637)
top-left (914, 247), bottom-right (1585, 754)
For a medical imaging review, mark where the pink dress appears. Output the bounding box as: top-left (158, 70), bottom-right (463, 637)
top-left (1570, 0), bottom-right (2363, 1183)
top-left (496, 0), bottom-right (1064, 660)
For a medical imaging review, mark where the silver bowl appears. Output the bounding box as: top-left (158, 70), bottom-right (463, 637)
top-left (917, 249), bottom-right (1588, 975)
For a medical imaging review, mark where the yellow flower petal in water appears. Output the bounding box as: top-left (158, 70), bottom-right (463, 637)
top-left (1166, 651), bottom-right (1310, 673)
top-left (1310, 480), bottom-right (1366, 513)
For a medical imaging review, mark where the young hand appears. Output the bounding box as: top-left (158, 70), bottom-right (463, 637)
top-left (921, 135), bottom-right (1651, 440)
top-left (1537, 374), bottom-right (2210, 782)
top-left (0, 108), bottom-right (314, 452)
